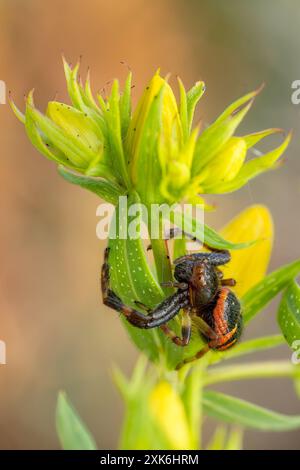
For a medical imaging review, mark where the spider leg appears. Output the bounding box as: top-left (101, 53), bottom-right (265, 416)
top-left (160, 308), bottom-right (192, 346)
top-left (216, 268), bottom-right (224, 279)
top-left (196, 316), bottom-right (218, 340)
top-left (160, 281), bottom-right (189, 289)
top-left (165, 228), bottom-right (230, 267)
top-left (134, 300), bottom-right (151, 313)
top-left (174, 250), bottom-right (230, 267)
top-left (175, 326), bottom-right (237, 370)
top-left (145, 290), bottom-right (189, 328)
top-left (166, 227), bottom-right (199, 242)
top-left (101, 247), bottom-right (189, 329)
top-left (221, 278), bottom-right (236, 287)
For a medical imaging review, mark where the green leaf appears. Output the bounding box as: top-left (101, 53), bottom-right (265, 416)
top-left (120, 72), bottom-right (132, 138)
top-left (171, 211), bottom-right (256, 250)
top-left (242, 259), bottom-right (300, 324)
top-left (186, 81), bottom-right (205, 133)
top-left (173, 238), bottom-right (186, 260)
top-left (204, 360), bottom-right (298, 386)
top-left (178, 78), bottom-right (188, 142)
top-left (192, 88), bottom-right (260, 176)
top-left (203, 390), bottom-right (300, 431)
top-left (181, 361), bottom-right (205, 448)
top-left (56, 391), bottom-right (97, 450)
top-left (62, 58), bottom-right (83, 110)
top-left (278, 280), bottom-right (300, 348)
top-left (83, 70), bottom-right (100, 112)
top-left (58, 166), bottom-right (125, 204)
top-left (242, 128), bottom-right (283, 149)
top-left (9, 94), bottom-right (25, 123)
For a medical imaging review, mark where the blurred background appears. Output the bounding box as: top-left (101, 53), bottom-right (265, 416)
top-left (0, 0), bottom-right (300, 450)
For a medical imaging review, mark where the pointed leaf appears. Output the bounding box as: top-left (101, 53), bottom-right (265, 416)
top-left (103, 80), bottom-right (130, 187)
top-left (204, 360), bottom-right (298, 386)
top-left (192, 88), bottom-right (260, 175)
top-left (178, 78), bottom-right (188, 142)
top-left (278, 280), bottom-right (300, 348)
top-left (186, 81), bottom-right (205, 133)
top-left (56, 392), bottom-right (97, 450)
top-left (242, 128), bottom-right (284, 149)
top-left (171, 211), bottom-right (257, 250)
top-left (58, 166), bottom-right (125, 204)
top-left (242, 259), bottom-right (300, 323)
top-left (203, 390), bottom-right (300, 431)
top-left (9, 94), bottom-right (25, 123)
top-left (120, 72), bottom-right (132, 138)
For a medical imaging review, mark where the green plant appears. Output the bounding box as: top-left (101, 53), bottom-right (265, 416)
top-left (11, 59), bottom-right (300, 450)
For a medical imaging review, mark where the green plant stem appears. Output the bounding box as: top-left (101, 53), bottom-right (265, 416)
top-left (203, 360), bottom-right (299, 386)
top-left (149, 213), bottom-right (174, 296)
top-left (180, 358), bottom-right (209, 449)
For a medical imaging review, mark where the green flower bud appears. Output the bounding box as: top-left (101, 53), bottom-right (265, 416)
top-left (126, 71), bottom-right (184, 204)
top-left (200, 137), bottom-right (247, 191)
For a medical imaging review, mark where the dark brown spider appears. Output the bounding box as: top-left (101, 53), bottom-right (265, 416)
top-left (101, 229), bottom-right (242, 369)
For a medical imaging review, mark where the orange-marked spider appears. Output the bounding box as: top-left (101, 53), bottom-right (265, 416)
top-left (101, 229), bottom-right (242, 368)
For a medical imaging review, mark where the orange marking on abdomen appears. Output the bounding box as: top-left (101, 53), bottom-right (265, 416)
top-left (213, 288), bottom-right (230, 336)
top-left (217, 338), bottom-right (237, 351)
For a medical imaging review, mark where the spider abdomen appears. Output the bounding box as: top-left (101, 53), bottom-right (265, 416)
top-left (199, 287), bottom-right (243, 350)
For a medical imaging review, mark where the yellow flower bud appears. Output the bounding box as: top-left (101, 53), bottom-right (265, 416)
top-left (47, 101), bottom-right (103, 156)
top-left (149, 382), bottom-right (193, 450)
top-left (126, 71), bottom-right (183, 204)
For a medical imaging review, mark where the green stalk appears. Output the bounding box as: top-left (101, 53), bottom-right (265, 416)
top-left (181, 358), bottom-right (209, 449)
top-left (149, 212), bottom-right (174, 296)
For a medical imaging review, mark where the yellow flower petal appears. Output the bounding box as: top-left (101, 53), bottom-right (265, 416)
top-left (220, 205), bottom-right (273, 297)
top-left (149, 382), bottom-right (192, 450)
top-left (126, 72), bottom-right (182, 171)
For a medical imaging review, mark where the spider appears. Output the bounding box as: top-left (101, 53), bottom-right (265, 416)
top-left (101, 229), bottom-right (243, 369)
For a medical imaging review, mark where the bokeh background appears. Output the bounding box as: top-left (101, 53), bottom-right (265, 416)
top-left (1, 0), bottom-right (300, 450)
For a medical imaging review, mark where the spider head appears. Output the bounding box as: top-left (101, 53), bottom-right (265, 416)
top-left (174, 258), bottom-right (220, 304)
top-left (173, 259), bottom-right (194, 283)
